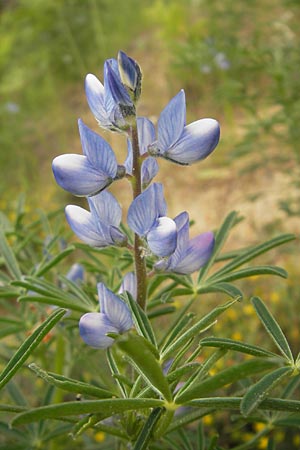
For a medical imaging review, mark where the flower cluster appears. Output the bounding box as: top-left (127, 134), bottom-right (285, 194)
top-left (52, 51), bottom-right (220, 349)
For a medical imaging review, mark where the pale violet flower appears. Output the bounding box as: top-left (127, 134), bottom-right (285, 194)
top-left (127, 183), bottom-right (177, 257)
top-left (66, 263), bottom-right (84, 283)
top-left (65, 191), bottom-right (127, 248)
top-left (52, 120), bottom-right (124, 196)
top-left (155, 211), bottom-right (214, 274)
top-left (79, 283), bottom-right (133, 349)
top-left (148, 90), bottom-right (220, 165)
top-left (85, 53), bottom-right (136, 131)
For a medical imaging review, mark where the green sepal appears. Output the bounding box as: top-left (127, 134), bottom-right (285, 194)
top-left (116, 332), bottom-right (172, 401)
top-left (240, 366), bottom-right (293, 416)
top-left (251, 297), bottom-right (294, 362)
top-left (0, 308), bottom-right (66, 390)
top-left (11, 398), bottom-right (165, 427)
top-left (200, 337), bottom-right (280, 359)
top-left (28, 363), bottom-right (114, 398)
top-left (175, 358), bottom-right (278, 404)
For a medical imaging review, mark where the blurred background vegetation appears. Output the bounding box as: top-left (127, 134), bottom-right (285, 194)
top-left (1, 0), bottom-right (300, 447)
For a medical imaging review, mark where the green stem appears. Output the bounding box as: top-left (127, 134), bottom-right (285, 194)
top-left (130, 124), bottom-right (147, 310)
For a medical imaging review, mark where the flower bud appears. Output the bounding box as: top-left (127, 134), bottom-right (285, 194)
top-left (118, 51), bottom-right (142, 102)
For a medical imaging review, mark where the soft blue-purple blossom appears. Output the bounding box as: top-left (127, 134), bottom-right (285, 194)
top-left (66, 263), bottom-right (84, 283)
top-left (85, 54), bottom-right (136, 131)
top-left (148, 90), bottom-right (220, 165)
top-left (127, 183), bottom-right (177, 257)
top-left (155, 211), bottom-right (214, 274)
top-left (65, 191), bottom-right (127, 248)
top-left (52, 120), bottom-right (122, 196)
top-left (79, 283), bottom-right (133, 349)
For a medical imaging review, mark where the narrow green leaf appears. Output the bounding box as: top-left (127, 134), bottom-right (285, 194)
top-left (107, 348), bottom-right (128, 398)
top-left (274, 414), bottom-right (300, 428)
top-left (133, 407), bottom-right (163, 450)
top-left (116, 332), bottom-right (172, 402)
top-left (18, 295), bottom-right (90, 313)
top-left (200, 337), bottom-right (280, 359)
top-left (207, 265), bottom-right (287, 284)
top-left (34, 246), bottom-right (75, 277)
top-left (29, 364), bottom-right (114, 398)
top-left (241, 366), bottom-right (293, 416)
top-left (197, 282), bottom-right (243, 300)
top-left (0, 230), bottom-right (22, 280)
top-left (185, 396), bottom-right (300, 414)
top-left (11, 398), bottom-right (164, 426)
top-left (166, 409), bottom-right (215, 433)
top-left (124, 292), bottom-right (157, 347)
top-left (209, 234), bottom-right (295, 280)
top-left (251, 297), bottom-right (294, 362)
top-left (0, 404), bottom-right (27, 413)
top-left (0, 308), bottom-right (66, 390)
top-left (198, 211), bottom-right (240, 282)
top-left (147, 306), bottom-right (176, 319)
top-left (176, 359), bottom-right (278, 404)
top-left (162, 299), bottom-right (237, 361)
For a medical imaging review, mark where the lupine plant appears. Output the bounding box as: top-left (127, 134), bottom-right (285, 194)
top-left (0, 52), bottom-right (299, 449)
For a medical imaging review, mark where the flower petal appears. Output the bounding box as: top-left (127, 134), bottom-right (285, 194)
top-left (85, 74), bottom-right (110, 126)
top-left (141, 157), bottom-right (159, 188)
top-left (118, 50), bottom-right (142, 97)
top-left (104, 59), bottom-right (132, 115)
top-left (97, 283), bottom-right (133, 332)
top-left (52, 154), bottom-right (111, 196)
top-left (79, 312), bottom-right (118, 349)
top-left (157, 90), bottom-right (186, 152)
top-left (147, 216), bottom-right (177, 257)
top-left (137, 117), bottom-right (156, 155)
top-left (119, 272), bottom-right (137, 301)
top-left (65, 205), bottom-right (112, 247)
top-left (127, 183), bottom-right (166, 236)
top-left (78, 119), bottom-right (118, 178)
top-left (172, 231), bottom-right (215, 274)
top-left (88, 191), bottom-right (122, 227)
top-left (66, 263), bottom-right (84, 283)
top-left (165, 118), bottom-right (220, 165)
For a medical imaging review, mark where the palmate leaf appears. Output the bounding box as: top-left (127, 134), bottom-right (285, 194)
top-left (11, 398), bottom-right (165, 427)
top-left (240, 366), bottom-right (293, 416)
top-left (0, 308), bottom-right (66, 390)
top-left (251, 297), bottom-right (294, 362)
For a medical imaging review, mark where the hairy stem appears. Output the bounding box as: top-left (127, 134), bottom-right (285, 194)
top-left (131, 124), bottom-right (147, 310)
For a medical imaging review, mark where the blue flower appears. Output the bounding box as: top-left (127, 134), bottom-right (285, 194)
top-left (65, 190), bottom-right (127, 248)
top-left (52, 120), bottom-right (123, 196)
top-left (125, 117), bottom-right (158, 188)
top-left (79, 283), bottom-right (133, 349)
top-left (85, 55), bottom-right (136, 131)
top-left (154, 212), bottom-right (214, 274)
top-left (147, 90), bottom-right (220, 165)
top-left (127, 183), bottom-right (177, 257)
